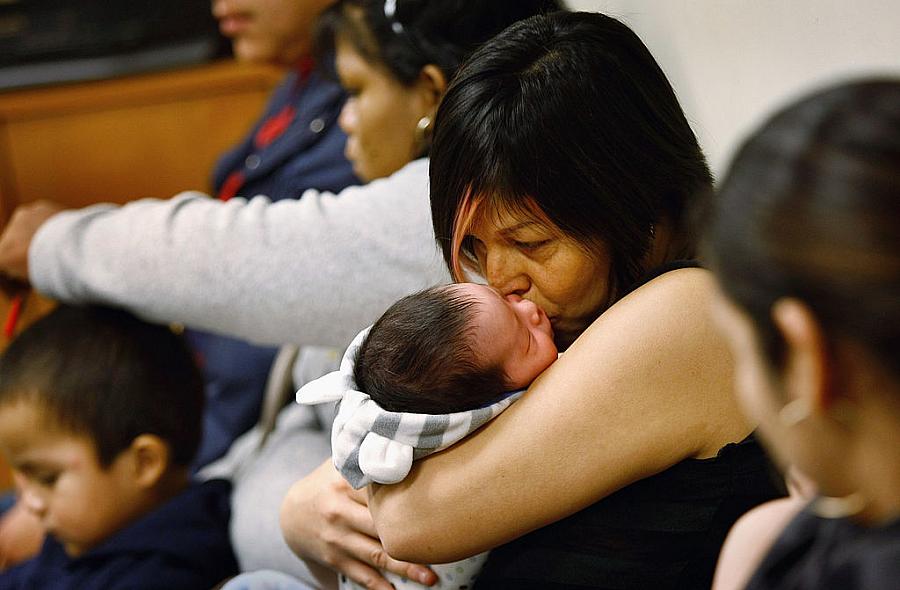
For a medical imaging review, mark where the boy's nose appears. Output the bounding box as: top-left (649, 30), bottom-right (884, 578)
top-left (20, 488), bottom-right (47, 517)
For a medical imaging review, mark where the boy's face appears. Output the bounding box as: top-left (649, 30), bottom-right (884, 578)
top-left (457, 283), bottom-right (558, 389)
top-left (0, 401), bottom-right (144, 557)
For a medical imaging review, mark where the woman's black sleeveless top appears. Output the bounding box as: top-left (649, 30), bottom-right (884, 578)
top-left (474, 262), bottom-right (786, 589)
top-left (745, 505), bottom-right (900, 589)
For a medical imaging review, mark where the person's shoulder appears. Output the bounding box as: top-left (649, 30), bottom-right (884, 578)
top-left (596, 265), bottom-right (715, 337)
top-left (328, 158), bottom-right (429, 202)
top-left (571, 264), bottom-right (746, 457)
top-left (385, 157), bottom-right (430, 184)
top-left (630, 264), bottom-right (713, 303)
top-left (712, 497), bottom-right (806, 590)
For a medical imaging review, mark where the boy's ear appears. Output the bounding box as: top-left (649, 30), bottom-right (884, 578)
top-left (126, 434), bottom-right (170, 489)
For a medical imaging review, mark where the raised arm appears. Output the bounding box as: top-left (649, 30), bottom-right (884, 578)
top-left (368, 268), bottom-right (753, 562)
top-left (23, 159), bottom-right (449, 347)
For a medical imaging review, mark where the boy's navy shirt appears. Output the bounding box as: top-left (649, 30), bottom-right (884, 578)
top-left (0, 479), bottom-right (238, 589)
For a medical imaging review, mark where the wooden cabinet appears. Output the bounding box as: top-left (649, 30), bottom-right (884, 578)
top-left (0, 59), bottom-right (283, 490)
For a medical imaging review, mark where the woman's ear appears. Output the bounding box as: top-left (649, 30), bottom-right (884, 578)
top-left (126, 434), bottom-right (170, 489)
top-left (771, 298), bottom-right (835, 415)
top-left (417, 64), bottom-right (448, 111)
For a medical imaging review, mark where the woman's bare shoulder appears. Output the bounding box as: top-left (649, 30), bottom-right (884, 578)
top-left (565, 266), bottom-right (749, 457)
top-left (712, 497), bottom-right (806, 590)
top-left (609, 265), bottom-right (714, 321)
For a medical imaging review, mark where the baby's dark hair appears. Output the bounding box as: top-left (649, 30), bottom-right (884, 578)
top-left (354, 285), bottom-right (508, 414)
top-left (0, 305), bottom-right (204, 469)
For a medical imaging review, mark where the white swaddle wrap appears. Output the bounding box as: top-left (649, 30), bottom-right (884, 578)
top-left (296, 326), bottom-right (524, 489)
top-left (296, 326), bottom-right (523, 590)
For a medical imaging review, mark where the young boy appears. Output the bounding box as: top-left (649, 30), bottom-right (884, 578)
top-left (0, 305), bottom-right (238, 589)
top-left (296, 283), bottom-right (557, 590)
top-left (355, 282), bottom-right (558, 414)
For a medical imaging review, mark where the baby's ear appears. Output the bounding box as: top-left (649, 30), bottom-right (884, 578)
top-left (127, 434), bottom-right (170, 489)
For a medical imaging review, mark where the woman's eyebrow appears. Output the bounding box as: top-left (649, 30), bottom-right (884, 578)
top-left (497, 221), bottom-right (541, 236)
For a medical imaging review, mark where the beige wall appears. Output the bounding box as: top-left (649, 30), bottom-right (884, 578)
top-left (566, 0), bottom-right (900, 176)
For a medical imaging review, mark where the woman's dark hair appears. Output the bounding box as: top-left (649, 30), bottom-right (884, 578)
top-left (703, 79), bottom-right (900, 378)
top-left (431, 11), bottom-right (712, 299)
top-left (313, 0), bottom-right (563, 86)
top-left (0, 305), bottom-right (204, 468)
top-left (354, 285), bottom-right (507, 414)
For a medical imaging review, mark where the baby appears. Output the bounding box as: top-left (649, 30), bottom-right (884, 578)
top-left (356, 282), bottom-right (557, 414)
top-left (298, 283), bottom-right (557, 590)
top-left (0, 305), bottom-right (238, 589)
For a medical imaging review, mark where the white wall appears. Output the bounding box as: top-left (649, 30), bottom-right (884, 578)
top-left (565, 0), bottom-right (900, 176)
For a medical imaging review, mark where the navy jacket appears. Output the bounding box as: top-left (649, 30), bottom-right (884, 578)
top-left (190, 67), bottom-right (359, 469)
top-left (1, 479), bottom-right (238, 590)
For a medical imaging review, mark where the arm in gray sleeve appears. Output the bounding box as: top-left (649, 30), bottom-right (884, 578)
top-left (29, 159), bottom-right (450, 348)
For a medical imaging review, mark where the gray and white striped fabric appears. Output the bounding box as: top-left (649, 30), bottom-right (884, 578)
top-left (296, 326), bottom-right (524, 489)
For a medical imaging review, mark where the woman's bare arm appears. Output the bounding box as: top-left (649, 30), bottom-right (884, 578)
top-left (369, 268), bottom-right (753, 562)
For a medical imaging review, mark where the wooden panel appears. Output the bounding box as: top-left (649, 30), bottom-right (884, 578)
top-left (0, 59), bottom-right (282, 216)
top-left (5, 92), bottom-right (265, 206)
top-left (0, 59), bottom-right (283, 491)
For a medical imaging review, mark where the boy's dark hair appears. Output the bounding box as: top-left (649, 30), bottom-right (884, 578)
top-left (354, 286), bottom-right (508, 414)
top-left (0, 305), bottom-right (204, 468)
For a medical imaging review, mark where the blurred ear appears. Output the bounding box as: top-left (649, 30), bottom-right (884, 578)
top-left (416, 64), bottom-right (448, 111)
top-left (126, 434), bottom-right (170, 489)
top-left (772, 298), bottom-right (834, 414)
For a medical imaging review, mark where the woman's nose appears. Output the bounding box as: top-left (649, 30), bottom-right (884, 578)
top-left (485, 250), bottom-right (529, 296)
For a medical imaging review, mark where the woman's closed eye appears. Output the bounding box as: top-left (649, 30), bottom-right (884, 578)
top-left (512, 239), bottom-right (551, 252)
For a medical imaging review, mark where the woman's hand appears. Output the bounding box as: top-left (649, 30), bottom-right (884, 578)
top-left (280, 459), bottom-right (437, 590)
top-left (0, 200), bottom-right (65, 281)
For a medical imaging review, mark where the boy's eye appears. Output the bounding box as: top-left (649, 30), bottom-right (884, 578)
top-left (33, 472), bottom-right (59, 487)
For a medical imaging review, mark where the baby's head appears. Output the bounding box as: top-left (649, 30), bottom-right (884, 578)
top-left (0, 305), bottom-right (204, 557)
top-left (354, 283), bottom-right (557, 414)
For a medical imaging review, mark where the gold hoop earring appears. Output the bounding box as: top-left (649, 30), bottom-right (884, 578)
top-left (414, 115), bottom-right (432, 155)
top-left (779, 397), bottom-right (812, 427)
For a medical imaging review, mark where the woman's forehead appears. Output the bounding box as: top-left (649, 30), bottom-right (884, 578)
top-left (469, 201), bottom-right (550, 234)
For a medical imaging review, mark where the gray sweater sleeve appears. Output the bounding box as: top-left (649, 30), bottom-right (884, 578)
top-left (29, 159), bottom-right (450, 348)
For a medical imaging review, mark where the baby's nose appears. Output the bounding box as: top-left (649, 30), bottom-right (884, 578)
top-left (509, 296), bottom-right (542, 323)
